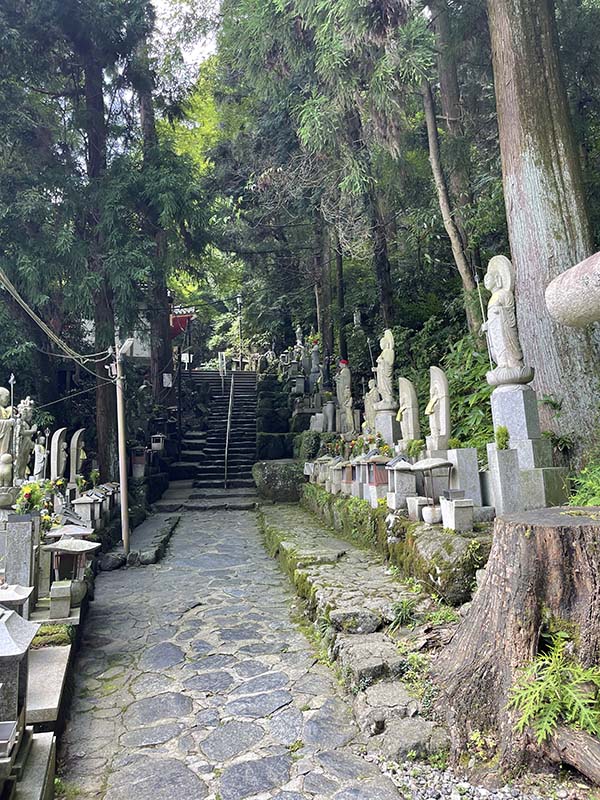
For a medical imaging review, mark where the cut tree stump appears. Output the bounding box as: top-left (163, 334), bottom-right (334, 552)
top-left (434, 508), bottom-right (600, 781)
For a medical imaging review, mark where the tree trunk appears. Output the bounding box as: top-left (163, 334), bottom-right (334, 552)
top-left (435, 508), bottom-right (600, 781)
top-left (83, 50), bottom-right (118, 480)
top-left (422, 80), bottom-right (480, 334)
top-left (487, 0), bottom-right (599, 440)
top-left (335, 236), bottom-right (348, 360)
top-left (344, 107), bottom-right (394, 328)
top-left (135, 43), bottom-right (173, 404)
top-left (369, 188), bottom-right (394, 329)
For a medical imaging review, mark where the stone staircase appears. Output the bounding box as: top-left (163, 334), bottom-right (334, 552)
top-left (169, 370), bottom-right (258, 505)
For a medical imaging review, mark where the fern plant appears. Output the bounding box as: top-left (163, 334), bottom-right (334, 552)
top-left (508, 637), bottom-right (600, 743)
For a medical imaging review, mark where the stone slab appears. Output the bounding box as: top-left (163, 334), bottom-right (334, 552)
top-left (374, 411), bottom-right (401, 447)
top-left (487, 444), bottom-right (522, 515)
top-left (521, 467), bottom-right (570, 511)
top-left (26, 646), bottom-right (71, 725)
top-left (14, 731), bottom-right (55, 800)
top-left (447, 448), bottom-right (482, 506)
top-left (30, 603), bottom-right (80, 629)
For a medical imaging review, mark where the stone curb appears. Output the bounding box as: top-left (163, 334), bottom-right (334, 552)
top-left (98, 514), bottom-right (181, 570)
top-left (257, 504), bottom-right (449, 762)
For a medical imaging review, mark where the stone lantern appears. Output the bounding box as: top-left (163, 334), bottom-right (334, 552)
top-left (0, 608), bottom-right (38, 763)
top-left (366, 455), bottom-right (391, 508)
top-left (386, 457), bottom-right (417, 511)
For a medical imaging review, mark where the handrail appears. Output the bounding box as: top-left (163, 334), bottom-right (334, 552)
top-left (224, 371), bottom-right (235, 489)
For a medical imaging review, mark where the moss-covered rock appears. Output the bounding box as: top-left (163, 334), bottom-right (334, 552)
top-left (293, 430), bottom-right (339, 461)
top-left (252, 459), bottom-right (306, 502)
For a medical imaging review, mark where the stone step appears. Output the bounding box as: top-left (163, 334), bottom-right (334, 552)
top-left (194, 477), bottom-right (255, 489)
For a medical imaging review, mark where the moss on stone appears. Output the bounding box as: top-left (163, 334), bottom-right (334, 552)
top-left (300, 484), bottom-right (491, 605)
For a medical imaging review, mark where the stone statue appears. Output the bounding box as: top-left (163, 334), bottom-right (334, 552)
top-left (397, 378), bottom-right (420, 444)
top-left (335, 360), bottom-right (354, 434)
top-left (14, 397), bottom-right (37, 482)
top-left (309, 345), bottom-right (321, 393)
top-left (375, 329), bottom-right (396, 408)
top-left (33, 434), bottom-right (46, 481)
top-left (481, 255), bottom-right (534, 386)
top-left (0, 454), bottom-right (13, 487)
top-left (69, 429), bottom-right (86, 486)
top-left (0, 387), bottom-right (15, 458)
top-left (295, 324), bottom-right (303, 347)
top-left (363, 379), bottom-right (380, 432)
top-left (51, 428), bottom-right (68, 481)
top-left (425, 367), bottom-right (450, 452)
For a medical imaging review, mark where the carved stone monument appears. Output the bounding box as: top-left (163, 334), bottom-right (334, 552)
top-left (482, 255), bottom-right (534, 387)
top-left (373, 330), bottom-right (400, 445)
top-left (425, 367), bottom-right (450, 452)
top-left (482, 255), bottom-right (569, 510)
top-left (50, 428), bottom-right (68, 481)
top-left (14, 397), bottom-right (36, 483)
top-left (363, 379), bottom-right (380, 433)
top-left (335, 360), bottom-right (354, 435)
top-left (69, 429), bottom-right (86, 487)
top-left (397, 377), bottom-right (420, 448)
top-left (32, 434), bottom-right (46, 482)
top-left (0, 388), bottom-right (15, 458)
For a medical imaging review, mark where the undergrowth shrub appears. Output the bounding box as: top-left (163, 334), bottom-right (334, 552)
top-left (509, 636), bottom-right (600, 743)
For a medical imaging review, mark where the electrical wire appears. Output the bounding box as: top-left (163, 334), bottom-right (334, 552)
top-left (0, 266), bottom-right (116, 385)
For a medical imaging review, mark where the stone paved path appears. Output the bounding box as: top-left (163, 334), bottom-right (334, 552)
top-left (58, 508), bottom-right (402, 800)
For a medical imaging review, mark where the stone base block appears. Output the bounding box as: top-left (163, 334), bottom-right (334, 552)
top-left (426, 437), bottom-right (449, 453)
top-left (374, 410), bottom-right (401, 447)
top-left (387, 491), bottom-right (418, 512)
top-left (474, 506), bottom-right (496, 523)
top-left (513, 437), bottom-right (553, 470)
top-left (521, 467), bottom-right (570, 511)
top-left (440, 497), bottom-right (474, 533)
top-left (406, 496), bottom-right (428, 522)
top-left (491, 384), bottom-right (541, 441)
top-left (368, 485), bottom-right (387, 509)
top-left (49, 581), bottom-right (71, 621)
top-left (447, 448), bottom-right (482, 506)
top-left (351, 481), bottom-right (363, 499)
top-left (487, 444), bottom-right (522, 515)
top-left (341, 482), bottom-right (352, 496)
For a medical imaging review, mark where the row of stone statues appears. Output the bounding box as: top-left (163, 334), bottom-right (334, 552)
top-left (0, 385), bottom-right (86, 493)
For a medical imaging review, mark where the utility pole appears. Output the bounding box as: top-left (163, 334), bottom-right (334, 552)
top-left (115, 337), bottom-right (132, 556)
top-left (237, 294), bottom-right (243, 371)
top-left (177, 346), bottom-right (182, 460)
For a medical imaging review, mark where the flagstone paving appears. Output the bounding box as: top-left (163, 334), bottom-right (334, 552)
top-left (57, 508), bottom-right (402, 800)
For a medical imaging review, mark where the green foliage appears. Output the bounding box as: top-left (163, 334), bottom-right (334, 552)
top-left (495, 426), bottom-right (510, 451)
top-left (509, 637), bottom-right (600, 743)
top-left (569, 464), bottom-right (600, 506)
top-left (443, 336), bottom-right (493, 458)
top-left (406, 439), bottom-right (425, 459)
top-left (389, 598), bottom-right (417, 632)
top-left (424, 605), bottom-right (460, 625)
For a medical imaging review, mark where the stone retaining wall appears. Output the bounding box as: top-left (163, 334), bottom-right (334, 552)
top-left (301, 484), bottom-right (492, 605)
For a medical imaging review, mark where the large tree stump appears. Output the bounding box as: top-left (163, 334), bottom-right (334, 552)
top-left (435, 508), bottom-right (600, 780)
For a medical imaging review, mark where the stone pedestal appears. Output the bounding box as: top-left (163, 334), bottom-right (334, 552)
top-left (5, 516), bottom-right (37, 618)
top-left (386, 465), bottom-right (417, 511)
top-left (440, 496), bottom-right (474, 533)
top-left (406, 496), bottom-right (428, 522)
top-left (521, 468), bottom-right (570, 511)
top-left (49, 581), bottom-right (71, 620)
top-left (487, 444), bottom-right (522, 515)
top-left (374, 410), bottom-right (401, 447)
top-left (447, 448), bottom-right (482, 507)
top-left (491, 384), bottom-right (553, 469)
